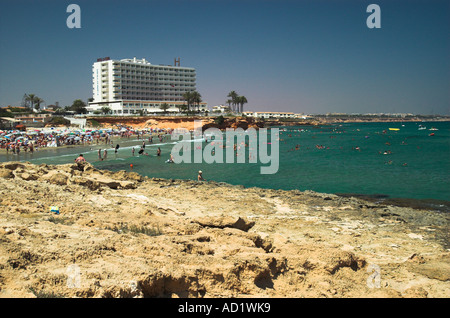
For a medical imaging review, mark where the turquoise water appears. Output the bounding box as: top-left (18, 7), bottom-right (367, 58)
top-left (2, 121), bottom-right (449, 211)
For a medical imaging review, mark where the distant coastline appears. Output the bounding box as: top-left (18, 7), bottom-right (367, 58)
top-left (262, 115), bottom-right (450, 127)
top-left (2, 112), bottom-right (449, 133)
top-left (84, 114), bottom-right (450, 130)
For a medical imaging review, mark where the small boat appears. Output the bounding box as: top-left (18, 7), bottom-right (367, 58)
top-left (429, 133), bottom-right (435, 136)
top-left (429, 127), bottom-right (439, 131)
top-left (388, 128), bottom-right (400, 131)
top-left (418, 125), bottom-right (427, 130)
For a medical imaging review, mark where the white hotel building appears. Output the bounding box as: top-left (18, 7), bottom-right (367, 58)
top-left (87, 57), bottom-right (207, 115)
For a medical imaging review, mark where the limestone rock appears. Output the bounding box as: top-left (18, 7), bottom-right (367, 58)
top-left (0, 168), bottom-right (14, 179)
top-left (20, 172), bottom-right (38, 181)
top-left (41, 171), bottom-right (69, 185)
top-left (0, 162), bottom-right (448, 298)
top-left (192, 216), bottom-right (255, 232)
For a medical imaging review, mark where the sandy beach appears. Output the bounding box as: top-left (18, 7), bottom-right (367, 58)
top-left (0, 161), bottom-right (448, 298)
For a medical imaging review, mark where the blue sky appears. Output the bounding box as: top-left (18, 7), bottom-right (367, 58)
top-left (0, 0), bottom-right (449, 115)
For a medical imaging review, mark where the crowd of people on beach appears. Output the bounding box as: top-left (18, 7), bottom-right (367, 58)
top-left (0, 125), bottom-right (174, 155)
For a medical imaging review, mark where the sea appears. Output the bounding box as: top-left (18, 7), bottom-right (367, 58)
top-left (2, 121), bottom-right (449, 212)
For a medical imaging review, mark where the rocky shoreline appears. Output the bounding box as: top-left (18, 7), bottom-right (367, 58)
top-left (85, 115), bottom-right (450, 131)
top-left (0, 161), bottom-right (448, 298)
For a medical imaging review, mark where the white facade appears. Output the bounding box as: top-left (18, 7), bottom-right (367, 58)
top-left (243, 111), bottom-right (296, 119)
top-left (88, 57), bottom-right (207, 115)
top-left (211, 105), bottom-right (231, 113)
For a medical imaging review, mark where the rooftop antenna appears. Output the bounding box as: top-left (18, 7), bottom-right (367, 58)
top-left (174, 57), bottom-right (180, 66)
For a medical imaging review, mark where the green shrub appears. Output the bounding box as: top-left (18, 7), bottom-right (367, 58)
top-left (29, 287), bottom-right (65, 298)
top-left (48, 117), bottom-right (70, 126)
top-left (107, 224), bottom-right (161, 236)
top-left (214, 115), bottom-right (225, 125)
top-left (47, 216), bottom-right (73, 225)
top-left (88, 119), bottom-right (100, 127)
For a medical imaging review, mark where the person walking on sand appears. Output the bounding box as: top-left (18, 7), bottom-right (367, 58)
top-left (198, 170), bottom-right (206, 181)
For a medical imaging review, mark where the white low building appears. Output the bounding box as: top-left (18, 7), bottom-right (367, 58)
top-left (243, 111), bottom-right (296, 119)
top-left (211, 105), bottom-right (231, 113)
top-left (87, 57), bottom-right (207, 115)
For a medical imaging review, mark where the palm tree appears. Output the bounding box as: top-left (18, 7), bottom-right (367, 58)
top-left (183, 90), bottom-right (202, 113)
top-left (35, 97), bottom-right (45, 112)
top-left (70, 99), bottom-right (87, 114)
top-left (176, 104), bottom-right (185, 114)
top-left (182, 91), bottom-right (193, 113)
top-left (236, 95), bottom-right (248, 113)
top-left (24, 94), bottom-right (38, 111)
top-left (101, 106), bottom-right (111, 115)
top-left (160, 103), bottom-right (170, 114)
top-left (191, 91), bottom-right (202, 112)
top-left (227, 91), bottom-right (238, 112)
top-left (179, 104), bottom-right (188, 114)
